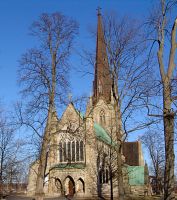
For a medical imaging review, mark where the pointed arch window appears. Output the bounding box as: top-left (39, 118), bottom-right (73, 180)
top-left (59, 140), bottom-right (84, 163)
top-left (98, 80), bottom-right (102, 94)
top-left (99, 168), bottom-right (109, 184)
top-left (106, 168), bottom-right (109, 183)
top-left (100, 110), bottom-right (105, 126)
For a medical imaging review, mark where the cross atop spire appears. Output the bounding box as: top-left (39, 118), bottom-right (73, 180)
top-left (96, 7), bottom-right (101, 16)
top-left (92, 9), bottom-right (112, 105)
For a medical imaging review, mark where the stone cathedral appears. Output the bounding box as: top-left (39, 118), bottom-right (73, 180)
top-left (27, 11), bottom-right (148, 199)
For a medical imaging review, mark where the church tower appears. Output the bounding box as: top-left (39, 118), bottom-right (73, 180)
top-left (92, 8), bottom-right (112, 106)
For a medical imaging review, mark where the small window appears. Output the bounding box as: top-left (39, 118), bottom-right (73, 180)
top-left (63, 142), bottom-right (67, 162)
top-left (76, 141), bottom-right (80, 161)
top-left (99, 170), bottom-right (102, 184)
top-left (100, 110), bottom-right (105, 126)
top-left (67, 142), bottom-right (71, 161)
top-left (80, 141), bottom-right (84, 161)
top-left (59, 142), bottom-right (62, 162)
top-left (103, 169), bottom-right (105, 184)
top-left (72, 141), bottom-right (75, 162)
top-left (106, 169), bottom-right (109, 183)
top-left (98, 80), bottom-right (102, 94)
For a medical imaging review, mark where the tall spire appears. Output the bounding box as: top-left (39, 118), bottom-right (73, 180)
top-left (92, 8), bottom-right (112, 105)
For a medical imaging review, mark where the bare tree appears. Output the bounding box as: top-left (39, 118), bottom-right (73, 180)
top-left (18, 12), bottom-right (78, 200)
top-left (141, 130), bottom-right (165, 194)
top-left (0, 112), bottom-right (14, 197)
top-left (144, 1), bottom-right (177, 199)
top-left (102, 13), bottom-right (152, 200)
top-left (0, 109), bottom-right (27, 197)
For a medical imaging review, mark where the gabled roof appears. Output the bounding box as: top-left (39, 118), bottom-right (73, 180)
top-left (75, 109), bottom-right (84, 120)
top-left (59, 102), bottom-right (84, 124)
top-left (94, 123), bottom-right (115, 146)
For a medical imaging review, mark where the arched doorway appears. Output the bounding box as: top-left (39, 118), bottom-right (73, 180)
top-left (55, 178), bottom-right (62, 195)
top-left (76, 178), bottom-right (85, 194)
top-left (68, 179), bottom-right (74, 196)
top-left (64, 176), bottom-right (75, 197)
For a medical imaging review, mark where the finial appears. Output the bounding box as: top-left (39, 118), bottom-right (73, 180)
top-left (68, 93), bottom-right (72, 102)
top-left (96, 7), bottom-right (101, 16)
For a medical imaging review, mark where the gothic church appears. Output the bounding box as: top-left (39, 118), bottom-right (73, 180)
top-left (27, 10), bottom-right (147, 199)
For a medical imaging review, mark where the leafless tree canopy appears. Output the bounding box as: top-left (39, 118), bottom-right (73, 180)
top-left (17, 12), bottom-right (79, 149)
top-left (0, 109), bottom-right (28, 196)
top-left (141, 130), bottom-right (165, 194)
top-left (102, 13), bottom-right (154, 139)
top-left (18, 13), bottom-right (79, 114)
top-left (144, 1), bottom-right (177, 199)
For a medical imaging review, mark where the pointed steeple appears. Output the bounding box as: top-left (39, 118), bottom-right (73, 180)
top-left (92, 8), bottom-right (112, 105)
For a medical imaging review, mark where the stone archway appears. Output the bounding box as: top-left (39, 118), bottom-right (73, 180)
top-left (76, 178), bottom-right (85, 194)
top-left (55, 178), bottom-right (62, 195)
top-left (64, 176), bottom-right (75, 197)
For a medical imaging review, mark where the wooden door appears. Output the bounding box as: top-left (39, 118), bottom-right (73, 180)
top-left (68, 179), bottom-right (74, 196)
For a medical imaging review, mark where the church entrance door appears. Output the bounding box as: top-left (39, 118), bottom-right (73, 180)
top-left (64, 176), bottom-right (75, 197)
top-left (68, 179), bottom-right (74, 197)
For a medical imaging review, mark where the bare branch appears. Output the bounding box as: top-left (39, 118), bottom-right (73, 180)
top-left (167, 17), bottom-right (177, 78)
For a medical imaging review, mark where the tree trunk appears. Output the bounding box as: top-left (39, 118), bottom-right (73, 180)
top-left (35, 107), bottom-right (55, 200)
top-left (0, 152), bottom-right (4, 197)
top-left (116, 105), bottom-right (124, 200)
top-left (110, 168), bottom-right (113, 200)
top-left (109, 147), bottom-right (113, 200)
top-left (155, 165), bottom-right (160, 195)
top-left (112, 70), bottom-right (125, 200)
top-left (35, 109), bottom-right (53, 200)
top-left (117, 151), bottom-right (124, 200)
top-left (163, 81), bottom-right (175, 200)
top-left (35, 51), bottom-right (56, 200)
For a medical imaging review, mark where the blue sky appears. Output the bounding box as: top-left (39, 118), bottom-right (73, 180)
top-left (1, 0), bottom-right (177, 170)
top-left (0, 0), bottom-right (154, 107)
top-left (1, 0), bottom-right (177, 177)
